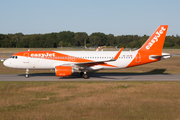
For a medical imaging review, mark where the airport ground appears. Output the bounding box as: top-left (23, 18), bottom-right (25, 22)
top-left (0, 48), bottom-right (180, 119)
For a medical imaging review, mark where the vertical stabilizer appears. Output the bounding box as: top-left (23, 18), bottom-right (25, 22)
top-left (127, 25), bottom-right (169, 67)
top-left (139, 25), bottom-right (168, 55)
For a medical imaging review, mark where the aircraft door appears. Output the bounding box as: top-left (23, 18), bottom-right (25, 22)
top-left (23, 53), bottom-right (29, 63)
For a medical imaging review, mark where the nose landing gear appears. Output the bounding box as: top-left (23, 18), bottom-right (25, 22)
top-left (25, 69), bottom-right (29, 78)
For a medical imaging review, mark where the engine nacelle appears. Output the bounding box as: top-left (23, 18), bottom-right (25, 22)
top-left (55, 66), bottom-right (74, 77)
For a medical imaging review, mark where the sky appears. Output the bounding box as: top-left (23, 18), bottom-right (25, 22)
top-left (0, 0), bottom-right (180, 36)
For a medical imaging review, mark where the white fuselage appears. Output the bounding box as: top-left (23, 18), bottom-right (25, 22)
top-left (3, 51), bottom-right (138, 70)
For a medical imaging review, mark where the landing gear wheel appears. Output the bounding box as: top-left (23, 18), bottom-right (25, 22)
top-left (83, 74), bottom-right (89, 79)
top-left (25, 74), bottom-right (29, 78)
top-left (25, 69), bottom-right (29, 78)
top-left (80, 72), bottom-right (84, 77)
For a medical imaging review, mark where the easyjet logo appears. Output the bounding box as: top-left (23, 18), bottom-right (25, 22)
top-left (146, 27), bottom-right (166, 50)
top-left (31, 53), bottom-right (55, 57)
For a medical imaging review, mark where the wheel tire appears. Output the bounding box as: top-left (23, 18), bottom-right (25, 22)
top-left (80, 72), bottom-right (84, 77)
top-left (83, 74), bottom-right (89, 79)
top-left (25, 74), bottom-right (29, 78)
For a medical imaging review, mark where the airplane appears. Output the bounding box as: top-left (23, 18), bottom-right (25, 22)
top-left (96, 46), bottom-right (106, 51)
top-left (96, 47), bottom-right (100, 51)
top-left (3, 25), bottom-right (171, 79)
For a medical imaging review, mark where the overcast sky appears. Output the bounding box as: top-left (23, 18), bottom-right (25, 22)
top-left (0, 0), bottom-right (180, 36)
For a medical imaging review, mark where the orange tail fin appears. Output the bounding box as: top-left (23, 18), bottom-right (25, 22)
top-left (139, 25), bottom-right (168, 55)
top-left (127, 25), bottom-right (169, 68)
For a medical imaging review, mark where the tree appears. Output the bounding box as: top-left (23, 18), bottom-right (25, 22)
top-left (86, 43), bottom-right (91, 48)
top-left (107, 34), bottom-right (115, 46)
top-left (89, 36), bottom-right (100, 47)
top-left (58, 31), bottom-right (74, 47)
top-left (58, 41), bottom-right (63, 49)
top-left (74, 32), bottom-right (88, 46)
top-left (89, 32), bottom-right (107, 46)
top-left (68, 43), bottom-right (71, 47)
top-left (0, 30), bottom-right (179, 48)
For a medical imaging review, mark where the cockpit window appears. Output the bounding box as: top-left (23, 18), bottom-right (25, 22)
top-left (10, 56), bottom-right (18, 59)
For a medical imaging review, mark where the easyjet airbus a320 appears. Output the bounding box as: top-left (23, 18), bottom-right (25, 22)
top-left (3, 25), bottom-right (171, 79)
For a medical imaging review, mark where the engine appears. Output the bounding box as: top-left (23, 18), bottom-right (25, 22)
top-left (55, 66), bottom-right (74, 77)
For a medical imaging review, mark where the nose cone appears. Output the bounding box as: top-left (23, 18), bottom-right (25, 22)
top-left (3, 59), bottom-right (10, 67)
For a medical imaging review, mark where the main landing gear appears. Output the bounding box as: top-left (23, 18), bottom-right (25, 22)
top-left (80, 71), bottom-right (89, 79)
top-left (25, 69), bottom-right (29, 78)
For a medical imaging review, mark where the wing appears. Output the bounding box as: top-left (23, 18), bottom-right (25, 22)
top-left (77, 47), bottom-right (123, 64)
top-left (59, 47), bottom-right (123, 69)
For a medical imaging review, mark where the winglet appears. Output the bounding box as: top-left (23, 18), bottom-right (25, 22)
top-left (111, 47), bottom-right (123, 61)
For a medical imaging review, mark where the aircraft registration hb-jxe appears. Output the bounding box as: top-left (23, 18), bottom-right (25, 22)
top-left (3, 25), bottom-right (171, 79)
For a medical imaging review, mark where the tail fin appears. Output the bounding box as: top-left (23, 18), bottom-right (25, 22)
top-left (139, 25), bottom-right (168, 55)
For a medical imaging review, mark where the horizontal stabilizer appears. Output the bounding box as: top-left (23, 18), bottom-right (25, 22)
top-left (149, 54), bottom-right (171, 60)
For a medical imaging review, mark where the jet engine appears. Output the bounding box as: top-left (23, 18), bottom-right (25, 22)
top-left (55, 66), bottom-right (74, 77)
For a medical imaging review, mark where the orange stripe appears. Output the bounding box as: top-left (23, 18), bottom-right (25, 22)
top-left (14, 51), bottom-right (118, 68)
top-left (14, 51), bottom-right (94, 63)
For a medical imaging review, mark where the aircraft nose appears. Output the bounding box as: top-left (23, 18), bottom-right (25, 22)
top-left (3, 59), bottom-right (10, 67)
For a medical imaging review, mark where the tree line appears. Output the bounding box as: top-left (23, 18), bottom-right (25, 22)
top-left (0, 31), bottom-right (180, 48)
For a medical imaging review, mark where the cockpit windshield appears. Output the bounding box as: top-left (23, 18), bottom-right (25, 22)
top-left (10, 56), bottom-right (18, 59)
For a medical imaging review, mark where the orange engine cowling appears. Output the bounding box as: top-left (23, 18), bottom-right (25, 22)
top-left (55, 66), bottom-right (73, 77)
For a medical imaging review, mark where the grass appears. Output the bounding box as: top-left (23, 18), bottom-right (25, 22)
top-left (0, 81), bottom-right (180, 120)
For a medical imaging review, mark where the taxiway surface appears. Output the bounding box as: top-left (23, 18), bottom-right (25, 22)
top-left (0, 73), bottom-right (180, 81)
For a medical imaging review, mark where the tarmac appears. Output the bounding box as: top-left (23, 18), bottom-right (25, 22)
top-left (0, 73), bottom-right (180, 81)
